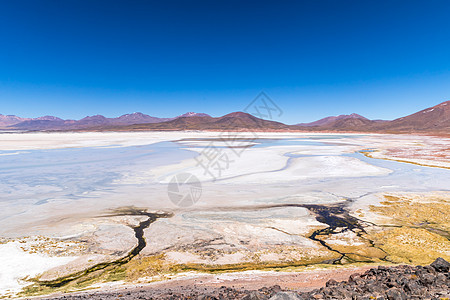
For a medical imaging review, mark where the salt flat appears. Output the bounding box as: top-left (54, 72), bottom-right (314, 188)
top-left (0, 131), bottom-right (449, 297)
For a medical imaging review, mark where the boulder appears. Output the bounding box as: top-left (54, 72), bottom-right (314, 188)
top-left (269, 291), bottom-right (303, 299)
top-left (198, 296), bottom-right (218, 300)
top-left (325, 279), bottom-right (338, 287)
top-left (242, 291), bottom-right (269, 300)
top-left (430, 257), bottom-right (450, 272)
top-left (385, 287), bottom-right (407, 300)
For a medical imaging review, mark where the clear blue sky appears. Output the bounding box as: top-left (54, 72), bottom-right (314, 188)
top-left (0, 0), bottom-right (449, 124)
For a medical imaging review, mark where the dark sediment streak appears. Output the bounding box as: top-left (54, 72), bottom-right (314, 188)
top-left (34, 202), bottom-right (386, 288)
top-left (37, 210), bottom-right (172, 288)
top-left (304, 203), bottom-right (362, 264)
top-left (302, 203), bottom-right (390, 264)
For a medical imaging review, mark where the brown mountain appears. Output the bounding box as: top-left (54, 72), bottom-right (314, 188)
top-left (115, 112), bottom-right (172, 125)
top-left (101, 112), bottom-right (289, 131)
top-left (294, 101), bottom-right (449, 133)
top-left (296, 113), bottom-right (369, 127)
top-left (5, 101), bottom-right (449, 133)
top-left (294, 113), bottom-right (385, 132)
top-left (11, 112), bottom-right (173, 130)
top-left (0, 114), bottom-right (28, 128)
top-left (9, 112), bottom-right (212, 130)
top-left (377, 101), bottom-right (450, 133)
top-left (11, 119), bottom-right (68, 130)
top-left (0, 114), bottom-right (67, 129)
top-left (176, 112), bottom-right (211, 118)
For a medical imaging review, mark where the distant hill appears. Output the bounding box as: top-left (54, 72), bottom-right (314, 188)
top-left (0, 114), bottom-right (67, 129)
top-left (294, 101), bottom-right (449, 133)
top-left (294, 113), bottom-right (386, 131)
top-left (379, 101), bottom-right (450, 133)
top-left (4, 101), bottom-right (449, 134)
top-left (0, 114), bottom-right (29, 128)
top-left (102, 111), bottom-right (289, 131)
top-left (9, 112), bottom-right (211, 130)
top-left (296, 113), bottom-right (370, 127)
top-left (177, 112), bottom-right (211, 118)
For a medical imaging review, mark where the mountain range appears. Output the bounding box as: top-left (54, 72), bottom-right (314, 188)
top-left (1, 101), bottom-right (449, 134)
top-left (0, 112), bottom-right (209, 130)
top-left (295, 101), bottom-right (449, 133)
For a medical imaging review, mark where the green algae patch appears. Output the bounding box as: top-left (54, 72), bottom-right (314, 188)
top-left (20, 264), bottom-right (126, 297)
top-left (367, 193), bottom-right (450, 265)
top-left (124, 249), bottom-right (342, 280)
top-left (369, 226), bottom-right (450, 265)
top-left (24, 195), bottom-right (450, 298)
top-left (316, 235), bottom-right (387, 263)
top-left (370, 194), bottom-right (450, 234)
top-left (125, 254), bottom-right (183, 281)
top-left (19, 250), bottom-right (343, 297)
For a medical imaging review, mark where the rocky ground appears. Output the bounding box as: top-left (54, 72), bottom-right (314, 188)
top-left (34, 258), bottom-right (450, 300)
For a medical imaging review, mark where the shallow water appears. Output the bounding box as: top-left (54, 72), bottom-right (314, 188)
top-left (348, 151), bottom-right (450, 191)
top-left (0, 141), bottom-right (192, 228)
top-left (0, 134), bottom-right (449, 235)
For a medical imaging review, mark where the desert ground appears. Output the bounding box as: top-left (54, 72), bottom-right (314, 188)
top-left (0, 131), bottom-right (448, 298)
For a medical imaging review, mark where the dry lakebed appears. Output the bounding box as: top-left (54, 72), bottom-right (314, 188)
top-left (0, 131), bottom-right (448, 298)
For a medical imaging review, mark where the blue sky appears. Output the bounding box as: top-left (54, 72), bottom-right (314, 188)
top-left (0, 0), bottom-right (449, 124)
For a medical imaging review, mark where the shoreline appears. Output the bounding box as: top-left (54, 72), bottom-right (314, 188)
top-left (28, 258), bottom-right (450, 299)
top-left (28, 264), bottom-right (378, 299)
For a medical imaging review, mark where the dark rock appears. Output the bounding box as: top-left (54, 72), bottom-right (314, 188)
top-left (349, 274), bottom-right (364, 286)
top-left (419, 273), bottom-right (435, 285)
top-left (430, 257), bottom-right (450, 272)
top-left (268, 292), bottom-right (303, 299)
top-left (270, 285), bottom-right (282, 293)
top-left (325, 279), bottom-right (338, 287)
top-left (435, 272), bottom-right (447, 285)
top-left (242, 291), bottom-right (269, 300)
top-left (423, 265), bottom-right (436, 274)
top-left (404, 280), bottom-right (420, 294)
top-left (198, 296), bottom-right (218, 300)
top-left (349, 273), bottom-right (361, 282)
top-left (330, 287), bottom-right (353, 298)
top-left (385, 287), bottom-right (407, 300)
